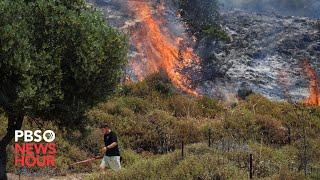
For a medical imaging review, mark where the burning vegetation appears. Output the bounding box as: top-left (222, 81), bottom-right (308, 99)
top-left (127, 0), bottom-right (201, 96)
top-left (92, 0), bottom-right (319, 103)
top-left (302, 59), bottom-right (320, 106)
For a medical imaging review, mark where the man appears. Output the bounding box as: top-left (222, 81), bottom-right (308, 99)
top-left (99, 123), bottom-right (121, 171)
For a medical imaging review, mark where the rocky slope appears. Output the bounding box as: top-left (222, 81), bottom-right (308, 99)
top-left (89, 0), bottom-right (320, 102)
top-left (198, 10), bottom-right (320, 101)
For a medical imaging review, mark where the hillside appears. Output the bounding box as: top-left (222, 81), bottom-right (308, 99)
top-left (2, 73), bottom-right (320, 179)
top-left (88, 0), bottom-right (320, 103)
top-left (0, 0), bottom-right (319, 179)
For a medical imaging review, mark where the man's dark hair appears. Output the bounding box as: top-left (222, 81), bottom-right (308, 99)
top-left (99, 123), bottom-right (110, 129)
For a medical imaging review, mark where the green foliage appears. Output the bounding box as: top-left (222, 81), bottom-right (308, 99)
top-left (120, 149), bottom-right (142, 167)
top-left (168, 94), bottom-right (200, 117)
top-left (87, 143), bottom-right (247, 180)
top-left (175, 0), bottom-right (227, 40)
top-left (144, 71), bottom-right (174, 96)
top-left (0, 0), bottom-right (127, 124)
top-left (121, 71), bottom-right (175, 97)
top-left (197, 96), bottom-right (223, 118)
top-left (2, 72), bottom-right (319, 178)
top-left (0, 2), bottom-right (127, 178)
top-left (87, 100), bottom-right (202, 153)
top-left (203, 26), bottom-right (231, 42)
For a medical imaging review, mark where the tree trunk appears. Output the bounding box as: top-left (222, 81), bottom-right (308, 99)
top-left (0, 114), bottom-right (24, 180)
top-left (0, 146), bottom-right (8, 180)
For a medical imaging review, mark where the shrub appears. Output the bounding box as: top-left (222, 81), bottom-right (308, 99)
top-left (255, 115), bottom-right (287, 144)
top-left (169, 94), bottom-right (200, 117)
top-left (145, 71), bottom-right (174, 96)
top-left (276, 167), bottom-right (306, 180)
top-left (203, 26), bottom-right (231, 42)
top-left (115, 97), bottom-right (151, 114)
top-left (123, 71), bottom-right (174, 97)
top-left (197, 96), bottom-right (223, 118)
top-left (87, 143), bottom-right (248, 180)
top-left (120, 149), bottom-right (142, 167)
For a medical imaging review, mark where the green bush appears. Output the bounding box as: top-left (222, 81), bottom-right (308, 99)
top-left (197, 96), bottom-right (223, 118)
top-left (2, 72), bottom-right (319, 178)
top-left (168, 94), bottom-right (201, 117)
top-left (203, 26), bottom-right (231, 42)
top-left (87, 143), bottom-right (247, 180)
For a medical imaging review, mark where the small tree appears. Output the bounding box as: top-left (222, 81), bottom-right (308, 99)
top-left (177, 0), bottom-right (220, 38)
top-left (0, 0), bottom-right (127, 179)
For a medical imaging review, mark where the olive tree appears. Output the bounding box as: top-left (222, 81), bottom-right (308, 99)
top-left (0, 0), bottom-right (127, 179)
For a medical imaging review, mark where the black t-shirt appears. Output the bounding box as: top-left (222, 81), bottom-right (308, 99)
top-left (104, 131), bottom-right (120, 156)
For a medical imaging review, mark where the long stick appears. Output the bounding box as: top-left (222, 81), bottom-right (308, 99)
top-left (69, 155), bottom-right (103, 166)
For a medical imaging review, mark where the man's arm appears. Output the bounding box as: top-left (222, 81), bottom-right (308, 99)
top-left (107, 142), bottom-right (117, 149)
top-left (101, 142), bottom-right (117, 152)
top-left (101, 132), bottom-right (118, 154)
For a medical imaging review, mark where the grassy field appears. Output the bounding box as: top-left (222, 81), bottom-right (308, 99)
top-left (1, 73), bottom-right (320, 179)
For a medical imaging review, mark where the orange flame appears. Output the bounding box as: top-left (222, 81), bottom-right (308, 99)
top-left (302, 59), bottom-right (320, 106)
top-left (128, 0), bottom-right (200, 96)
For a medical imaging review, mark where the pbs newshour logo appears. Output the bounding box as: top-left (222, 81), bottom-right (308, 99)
top-left (15, 130), bottom-right (56, 142)
top-left (14, 130), bottom-right (57, 167)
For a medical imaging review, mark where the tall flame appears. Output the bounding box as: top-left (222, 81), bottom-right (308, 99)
top-left (127, 0), bottom-right (200, 96)
top-left (302, 59), bottom-right (320, 106)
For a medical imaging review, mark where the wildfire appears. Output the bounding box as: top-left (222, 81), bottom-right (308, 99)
top-left (302, 59), bottom-right (320, 106)
top-left (127, 0), bottom-right (200, 96)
